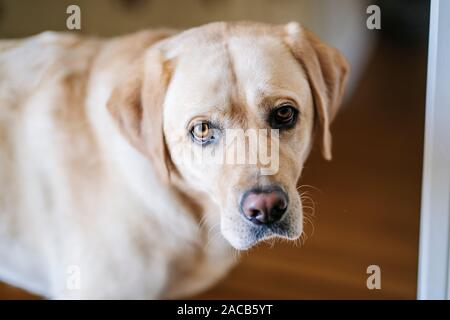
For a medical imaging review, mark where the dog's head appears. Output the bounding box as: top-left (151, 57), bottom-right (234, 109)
top-left (107, 22), bottom-right (349, 250)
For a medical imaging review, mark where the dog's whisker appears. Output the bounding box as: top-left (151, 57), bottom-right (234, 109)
top-left (297, 184), bottom-right (322, 193)
top-left (300, 193), bottom-right (316, 203)
top-left (301, 205), bottom-right (315, 212)
top-left (303, 214), bottom-right (315, 238)
top-left (233, 249), bottom-right (242, 261)
top-left (295, 234), bottom-right (304, 248)
top-left (300, 232), bottom-right (308, 246)
top-left (302, 206), bottom-right (315, 214)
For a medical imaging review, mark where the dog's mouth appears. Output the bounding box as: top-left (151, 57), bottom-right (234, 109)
top-left (251, 219), bottom-right (292, 240)
top-left (221, 211), bottom-right (302, 250)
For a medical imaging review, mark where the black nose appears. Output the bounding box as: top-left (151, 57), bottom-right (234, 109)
top-left (240, 187), bottom-right (288, 225)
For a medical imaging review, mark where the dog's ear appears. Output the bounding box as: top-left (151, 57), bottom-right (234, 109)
top-left (107, 49), bottom-right (174, 183)
top-left (284, 22), bottom-right (349, 160)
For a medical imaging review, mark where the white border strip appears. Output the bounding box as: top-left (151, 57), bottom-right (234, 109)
top-left (417, 0), bottom-right (450, 300)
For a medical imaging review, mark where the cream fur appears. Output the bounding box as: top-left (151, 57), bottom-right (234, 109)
top-left (0, 22), bottom-right (348, 299)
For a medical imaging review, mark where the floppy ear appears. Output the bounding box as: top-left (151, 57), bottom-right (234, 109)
top-left (284, 22), bottom-right (349, 160)
top-left (107, 49), bottom-right (174, 183)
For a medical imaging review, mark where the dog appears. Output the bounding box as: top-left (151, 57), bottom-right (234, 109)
top-left (0, 21), bottom-right (349, 299)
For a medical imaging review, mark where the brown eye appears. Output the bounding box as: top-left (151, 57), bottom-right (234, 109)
top-left (190, 121), bottom-right (217, 145)
top-left (193, 122), bottom-right (209, 138)
top-left (269, 105), bottom-right (298, 129)
top-left (276, 106), bottom-right (294, 122)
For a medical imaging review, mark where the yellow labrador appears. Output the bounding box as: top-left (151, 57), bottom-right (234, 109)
top-left (0, 21), bottom-right (348, 299)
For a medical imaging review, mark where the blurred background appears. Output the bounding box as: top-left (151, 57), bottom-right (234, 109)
top-left (0, 0), bottom-right (430, 299)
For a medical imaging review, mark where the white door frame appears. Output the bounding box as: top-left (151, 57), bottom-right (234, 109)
top-left (417, 0), bottom-right (450, 300)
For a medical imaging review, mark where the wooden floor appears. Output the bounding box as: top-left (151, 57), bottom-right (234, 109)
top-left (0, 38), bottom-right (427, 300)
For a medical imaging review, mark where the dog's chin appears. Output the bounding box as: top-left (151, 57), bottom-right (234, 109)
top-left (221, 218), bottom-right (303, 251)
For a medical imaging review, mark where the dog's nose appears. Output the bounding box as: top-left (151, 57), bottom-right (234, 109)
top-left (240, 188), bottom-right (288, 225)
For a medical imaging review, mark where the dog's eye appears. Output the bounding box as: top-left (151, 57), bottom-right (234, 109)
top-left (269, 105), bottom-right (298, 129)
top-left (190, 121), bottom-right (216, 145)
